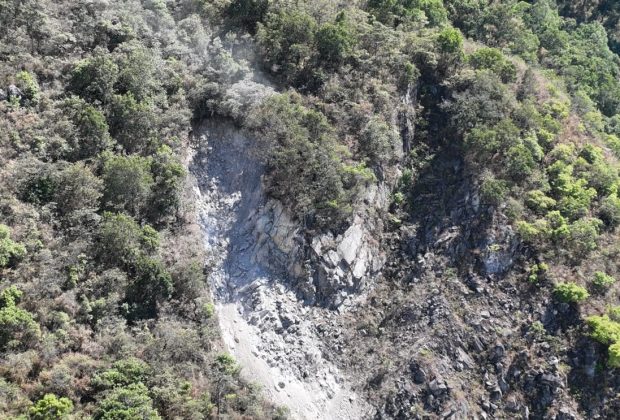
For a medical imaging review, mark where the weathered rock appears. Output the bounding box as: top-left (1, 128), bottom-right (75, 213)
top-left (7, 84), bottom-right (22, 100)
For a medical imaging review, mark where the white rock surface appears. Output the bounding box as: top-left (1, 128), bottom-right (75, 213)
top-left (191, 119), bottom-right (372, 419)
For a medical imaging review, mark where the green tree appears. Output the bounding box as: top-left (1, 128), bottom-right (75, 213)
top-left (94, 383), bottom-right (160, 420)
top-left (316, 15), bottom-right (356, 68)
top-left (69, 50), bottom-right (119, 104)
top-left (257, 10), bottom-right (318, 84)
top-left (468, 47), bottom-right (517, 83)
top-left (149, 146), bottom-right (186, 223)
top-left (125, 254), bottom-right (173, 320)
top-left (15, 71), bottom-right (40, 106)
top-left (92, 358), bottom-right (151, 390)
top-left (246, 94), bottom-right (345, 223)
top-left (567, 217), bottom-right (602, 258)
top-left (102, 154), bottom-right (154, 218)
top-left (98, 212), bottom-right (158, 266)
top-left (359, 117), bottom-right (400, 167)
top-left (553, 282), bottom-right (590, 303)
top-left (63, 97), bottom-right (112, 160)
top-left (227, 0), bottom-right (269, 33)
top-left (54, 163), bottom-right (103, 218)
top-left (437, 26), bottom-right (463, 53)
top-left (107, 93), bottom-right (157, 154)
top-left (0, 225), bottom-right (26, 268)
top-left (29, 394), bottom-right (73, 420)
top-left (0, 286), bottom-right (40, 350)
top-left (115, 42), bottom-right (162, 102)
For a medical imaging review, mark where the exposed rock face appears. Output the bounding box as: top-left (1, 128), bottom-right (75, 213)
top-left (191, 118), bottom-right (379, 419)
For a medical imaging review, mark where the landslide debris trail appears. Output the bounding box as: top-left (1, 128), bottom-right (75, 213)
top-left (191, 119), bottom-right (369, 420)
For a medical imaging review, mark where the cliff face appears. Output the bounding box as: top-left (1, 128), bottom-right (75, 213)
top-left (191, 118), bottom-right (376, 419)
top-left (191, 115), bottom-right (618, 420)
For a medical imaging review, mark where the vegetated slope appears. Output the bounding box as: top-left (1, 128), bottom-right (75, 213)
top-left (1, 0), bottom-right (620, 419)
top-left (0, 1), bottom-right (281, 418)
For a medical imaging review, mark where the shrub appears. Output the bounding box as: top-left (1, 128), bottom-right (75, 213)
top-left (553, 282), bottom-right (589, 303)
top-left (567, 217), bottom-right (602, 258)
top-left (93, 358), bottom-right (151, 390)
top-left (609, 342), bottom-right (620, 368)
top-left (226, 0), bottom-right (269, 32)
top-left (586, 315), bottom-right (620, 345)
top-left (54, 163), bottom-right (103, 218)
top-left (246, 94), bottom-right (346, 224)
top-left (102, 154), bottom-right (154, 218)
top-left (94, 383), bottom-right (160, 420)
top-left (63, 97), bottom-right (112, 160)
top-left (149, 146), bottom-right (186, 222)
top-left (0, 225), bottom-right (26, 268)
top-left (516, 219), bottom-right (550, 244)
top-left (125, 254), bottom-right (173, 320)
top-left (599, 194), bottom-right (620, 227)
top-left (368, 0), bottom-right (447, 26)
top-left (505, 143), bottom-right (536, 179)
top-left (15, 71), bottom-right (40, 105)
top-left (316, 15), bottom-right (356, 67)
top-left (99, 212), bottom-right (158, 266)
top-left (480, 175), bottom-right (508, 205)
top-left (69, 51), bottom-right (119, 104)
top-left (468, 47), bottom-right (517, 83)
top-left (29, 394), bottom-right (73, 420)
top-left (257, 10), bottom-right (317, 83)
top-left (525, 190), bottom-right (557, 214)
top-left (360, 117), bottom-right (400, 167)
top-left (438, 27), bottom-right (463, 54)
top-left (593, 271), bottom-right (616, 289)
top-left (107, 93), bottom-right (157, 154)
top-left (0, 286), bottom-right (40, 350)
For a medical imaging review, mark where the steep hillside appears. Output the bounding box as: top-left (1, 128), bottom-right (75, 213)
top-left (1, 0), bottom-right (620, 419)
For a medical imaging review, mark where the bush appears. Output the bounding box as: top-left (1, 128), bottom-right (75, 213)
top-left (480, 175), bottom-right (508, 205)
top-left (94, 383), bottom-right (160, 420)
top-left (99, 212), bottom-right (158, 266)
top-left (567, 217), bottom-right (602, 258)
top-left (69, 51), bottom-right (119, 104)
top-left (600, 194), bottom-right (620, 227)
top-left (468, 47), bottom-right (517, 83)
top-left (15, 71), bottom-right (40, 106)
top-left (316, 15), bottom-right (356, 67)
top-left (257, 10), bottom-right (317, 83)
top-left (246, 94), bottom-right (346, 224)
top-left (0, 286), bottom-right (40, 351)
top-left (93, 358), bottom-right (151, 390)
top-left (63, 97), bottom-right (112, 160)
top-left (586, 315), bottom-right (620, 345)
top-left (553, 282), bottom-right (590, 303)
top-left (593, 271), bottom-right (616, 289)
top-left (609, 342), bottom-right (620, 368)
top-left (368, 0), bottom-right (447, 27)
top-left (149, 146), bottom-right (186, 222)
top-left (29, 394), bottom-right (73, 420)
top-left (107, 93), bottom-right (157, 154)
top-left (525, 190), bottom-right (557, 214)
top-left (125, 254), bottom-right (173, 320)
top-left (54, 163), bottom-right (103, 218)
top-left (516, 219), bottom-right (550, 244)
top-left (0, 225), bottom-right (26, 268)
top-left (438, 27), bottom-right (463, 53)
top-left (227, 0), bottom-right (269, 32)
top-left (102, 154), bottom-right (154, 218)
top-left (359, 117), bottom-right (400, 167)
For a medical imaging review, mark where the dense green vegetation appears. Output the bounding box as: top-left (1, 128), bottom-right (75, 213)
top-left (3, 0), bottom-right (620, 417)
